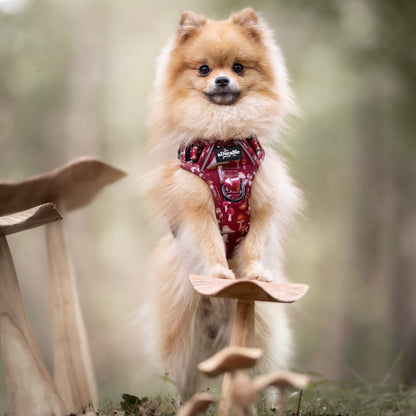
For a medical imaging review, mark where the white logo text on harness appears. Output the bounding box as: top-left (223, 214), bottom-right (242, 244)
top-left (214, 145), bottom-right (243, 163)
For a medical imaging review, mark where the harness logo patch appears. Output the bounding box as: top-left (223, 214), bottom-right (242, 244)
top-left (214, 145), bottom-right (243, 163)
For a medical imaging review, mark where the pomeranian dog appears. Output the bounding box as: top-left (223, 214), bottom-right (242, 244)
top-left (145, 8), bottom-right (302, 400)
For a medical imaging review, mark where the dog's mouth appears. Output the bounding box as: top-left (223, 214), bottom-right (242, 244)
top-left (204, 87), bottom-right (241, 106)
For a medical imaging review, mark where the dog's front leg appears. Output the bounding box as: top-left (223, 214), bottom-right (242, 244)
top-left (175, 172), bottom-right (235, 280)
top-left (238, 211), bottom-right (275, 282)
top-left (236, 173), bottom-right (277, 282)
top-left (178, 212), bottom-right (235, 280)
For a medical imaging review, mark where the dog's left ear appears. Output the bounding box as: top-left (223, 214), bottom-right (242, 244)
top-left (230, 8), bottom-right (264, 42)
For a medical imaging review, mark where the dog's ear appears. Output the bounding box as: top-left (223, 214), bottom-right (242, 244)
top-left (177, 11), bottom-right (206, 43)
top-left (230, 8), bottom-right (264, 42)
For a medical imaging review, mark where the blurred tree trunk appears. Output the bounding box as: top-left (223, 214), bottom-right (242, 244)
top-left (390, 160), bottom-right (416, 383)
top-left (353, 0), bottom-right (416, 383)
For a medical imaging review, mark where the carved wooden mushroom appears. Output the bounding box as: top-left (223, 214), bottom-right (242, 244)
top-left (198, 346), bottom-right (263, 416)
top-left (198, 345), bottom-right (310, 416)
top-left (189, 275), bottom-right (309, 416)
top-left (176, 392), bottom-right (217, 416)
top-left (254, 370), bottom-right (309, 416)
top-left (0, 158), bottom-right (127, 413)
top-left (0, 203), bottom-right (68, 416)
top-left (190, 276), bottom-right (309, 345)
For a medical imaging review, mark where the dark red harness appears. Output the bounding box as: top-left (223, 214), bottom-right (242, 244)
top-left (178, 137), bottom-right (265, 259)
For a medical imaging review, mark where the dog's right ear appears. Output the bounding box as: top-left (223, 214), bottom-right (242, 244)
top-left (177, 11), bottom-right (206, 42)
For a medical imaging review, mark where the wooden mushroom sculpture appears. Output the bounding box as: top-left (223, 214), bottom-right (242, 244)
top-left (0, 158), bottom-right (126, 413)
top-left (198, 346), bottom-right (263, 416)
top-left (198, 346), bottom-right (310, 416)
top-left (176, 392), bottom-right (217, 416)
top-left (190, 275), bottom-right (309, 347)
top-left (0, 204), bottom-right (68, 416)
top-left (254, 370), bottom-right (309, 416)
top-left (189, 275), bottom-right (309, 416)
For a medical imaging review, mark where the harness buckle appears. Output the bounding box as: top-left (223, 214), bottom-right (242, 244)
top-left (185, 144), bottom-right (203, 162)
top-left (221, 180), bottom-right (245, 203)
top-left (246, 136), bottom-right (262, 156)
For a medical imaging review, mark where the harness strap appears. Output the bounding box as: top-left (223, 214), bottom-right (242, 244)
top-left (179, 137), bottom-right (265, 259)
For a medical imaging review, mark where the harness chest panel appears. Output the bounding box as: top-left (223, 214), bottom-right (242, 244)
top-left (178, 138), bottom-right (265, 259)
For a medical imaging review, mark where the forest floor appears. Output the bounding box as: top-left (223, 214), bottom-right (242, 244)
top-left (96, 379), bottom-right (416, 416)
top-left (1, 378), bottom-right (415, 416)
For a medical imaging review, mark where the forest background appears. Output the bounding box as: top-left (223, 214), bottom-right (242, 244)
top-left (0, 0), bottom-right (415, 412)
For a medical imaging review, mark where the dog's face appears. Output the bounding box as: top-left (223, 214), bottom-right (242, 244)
top-left (167, 9), bottom-right (277, 108)
top-left (150, 8), bottom-right (293, 143)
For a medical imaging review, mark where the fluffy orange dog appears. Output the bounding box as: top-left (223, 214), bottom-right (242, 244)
top-left (146, 8), bottom-right (302, 399)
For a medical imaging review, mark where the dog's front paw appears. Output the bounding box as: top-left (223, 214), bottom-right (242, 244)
top-left (208, 264), bottom-right (236, 280)
top-left (244, 267), bottom-right (273, 282)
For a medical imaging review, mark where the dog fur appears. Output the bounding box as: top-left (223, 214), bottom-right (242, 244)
top-left (145, 8), bottom-right (302, 399)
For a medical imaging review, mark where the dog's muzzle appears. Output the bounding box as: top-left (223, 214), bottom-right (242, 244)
top-left (204, 85), bottom-right (241, 105)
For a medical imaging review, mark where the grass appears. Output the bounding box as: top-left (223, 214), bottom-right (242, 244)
top-left (2, 378), bottom-right (415, 415)
top-left (284, 381), bottom-right (416, 415)
top-left (96, 380), bottom-right (416, 416)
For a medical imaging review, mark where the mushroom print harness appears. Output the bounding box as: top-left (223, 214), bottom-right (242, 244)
top-left (178, 137), bottom-right (265, 259)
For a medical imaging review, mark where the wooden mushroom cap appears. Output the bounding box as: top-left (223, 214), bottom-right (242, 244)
top-left (198, 346), bottom-right (262, 378)
top-left (253, 370), bottom-right (310, 392)
top-left (0, 203), bottom-right (62, 236)
top-left (189, 275), bottom-right (309, 303)
top-left (177, 393), bottom-right (217, 416)
top-left (0, 157), bottom-right (126, 215)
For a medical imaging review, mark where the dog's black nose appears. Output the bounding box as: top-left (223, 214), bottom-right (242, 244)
top-left (215, 76), bottom-right (230, 88)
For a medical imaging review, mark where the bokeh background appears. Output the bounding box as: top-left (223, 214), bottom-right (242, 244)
top-left (0, 0), bottom-right (415, 412)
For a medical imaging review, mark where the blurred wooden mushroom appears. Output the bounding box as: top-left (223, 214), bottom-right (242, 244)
top-left (177, 392), bottom-right (217, 416)
top-left (189, 275), bottom-right (309, 346)
top-left (198, 345), bottom-right (309, 416)
top-left (0, 203), bottom-right (68, 416)
top-left (0, 157), bottom-right (127, 413)
top-left (254, 370), bottom-right (309, 416)
top-left (189, 275), bottom-right (309, 415)
top-left (198, 346), bottom-right (263, 416)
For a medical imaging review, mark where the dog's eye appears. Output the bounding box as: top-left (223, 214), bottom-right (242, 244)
top-left (232, 63), bottom-right (244, 75)
top-left (198, 65), bottom-right (211, 76)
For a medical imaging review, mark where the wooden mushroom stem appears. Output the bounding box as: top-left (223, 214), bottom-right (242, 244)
top-left (230, 300), bottom-right (255, 347)
top-left (220, 300), bottom-right (255, 415)
top-left (0, 204), bottom-right (67, 416)
top-left (46, 219), bottom-right (98, 412)
top-left (227, 371), bottom-right (259, 416)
